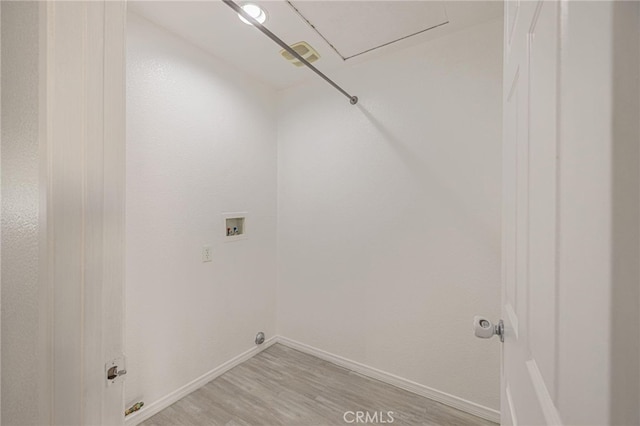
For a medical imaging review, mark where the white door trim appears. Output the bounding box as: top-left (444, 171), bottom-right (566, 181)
top-left (42, 2), bottom-right (127, 424)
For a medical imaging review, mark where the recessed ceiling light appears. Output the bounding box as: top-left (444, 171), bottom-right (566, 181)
top-left (238, 3), bottom-right (267, 25)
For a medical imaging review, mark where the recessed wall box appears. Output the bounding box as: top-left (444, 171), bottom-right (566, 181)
top-left (223, 213), bottom-right (247, 242)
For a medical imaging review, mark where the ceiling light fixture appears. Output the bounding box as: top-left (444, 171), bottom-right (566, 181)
top-left (238, 3), bottom-right (267, 25)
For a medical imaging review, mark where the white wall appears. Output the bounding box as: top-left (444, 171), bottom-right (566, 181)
top-left (126, 13), bottom-right (278, 409)
top-left (0, 3), bottom-right (42, 425)
top-left (277, 18), bottom-right (503, 411)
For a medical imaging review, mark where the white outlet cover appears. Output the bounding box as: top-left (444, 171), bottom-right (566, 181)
top-left (202, 246), bottom-right (212, 262)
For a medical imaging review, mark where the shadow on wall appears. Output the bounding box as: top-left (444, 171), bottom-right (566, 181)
top-left (356, 104), bottom-right (499, 255)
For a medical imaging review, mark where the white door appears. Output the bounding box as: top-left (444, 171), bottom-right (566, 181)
top-left (501, 1), bottom-right (562, 424)
top-left (501, 1), bottom-right (640, 424)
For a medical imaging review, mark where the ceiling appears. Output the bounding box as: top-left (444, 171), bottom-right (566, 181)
top-left (287, 1), bottom-right (449, 59)
top-left (129, 1), bottom-right (502, 90)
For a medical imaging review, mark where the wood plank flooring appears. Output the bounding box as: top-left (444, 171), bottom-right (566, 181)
top-left (139, 344), bottom-right (497, 426)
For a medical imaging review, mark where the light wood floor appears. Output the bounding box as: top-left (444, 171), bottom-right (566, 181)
top-left (140, 344), bottom-right (497, 426)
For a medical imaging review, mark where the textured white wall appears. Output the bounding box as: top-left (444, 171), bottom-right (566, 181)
top-left (277, 19), bottom-right (502, 411)
top-left (126, 13), bottom-right (278, 409)
top-left (0, 3), bottom-right (42, 425)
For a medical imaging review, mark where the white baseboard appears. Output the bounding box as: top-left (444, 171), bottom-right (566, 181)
top-left (276, 336), bottom-right (500, 424)
top-left (125, 335), bottom-right (499, 425)
top-left (124, 337), bottom-right (277, 426)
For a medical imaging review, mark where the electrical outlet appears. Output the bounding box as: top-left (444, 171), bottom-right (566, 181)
top-left (202, 246), bottom-right (212, 262)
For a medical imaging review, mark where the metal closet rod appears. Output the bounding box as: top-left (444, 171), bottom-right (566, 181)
top-left (222, 0), bottom-right (359, 105)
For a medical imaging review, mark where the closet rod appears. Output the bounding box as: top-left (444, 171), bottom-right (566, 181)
top-left (223, 0), bottom-right (359, 105)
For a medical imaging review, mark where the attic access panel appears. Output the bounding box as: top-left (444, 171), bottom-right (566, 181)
top-left (287, 1), bottom-right (449, 60)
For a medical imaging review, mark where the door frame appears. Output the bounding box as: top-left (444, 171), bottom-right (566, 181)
top-left (41, 1), bottom-right (127, 424)
top-left (33, 0), bottom-right (640, 424)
